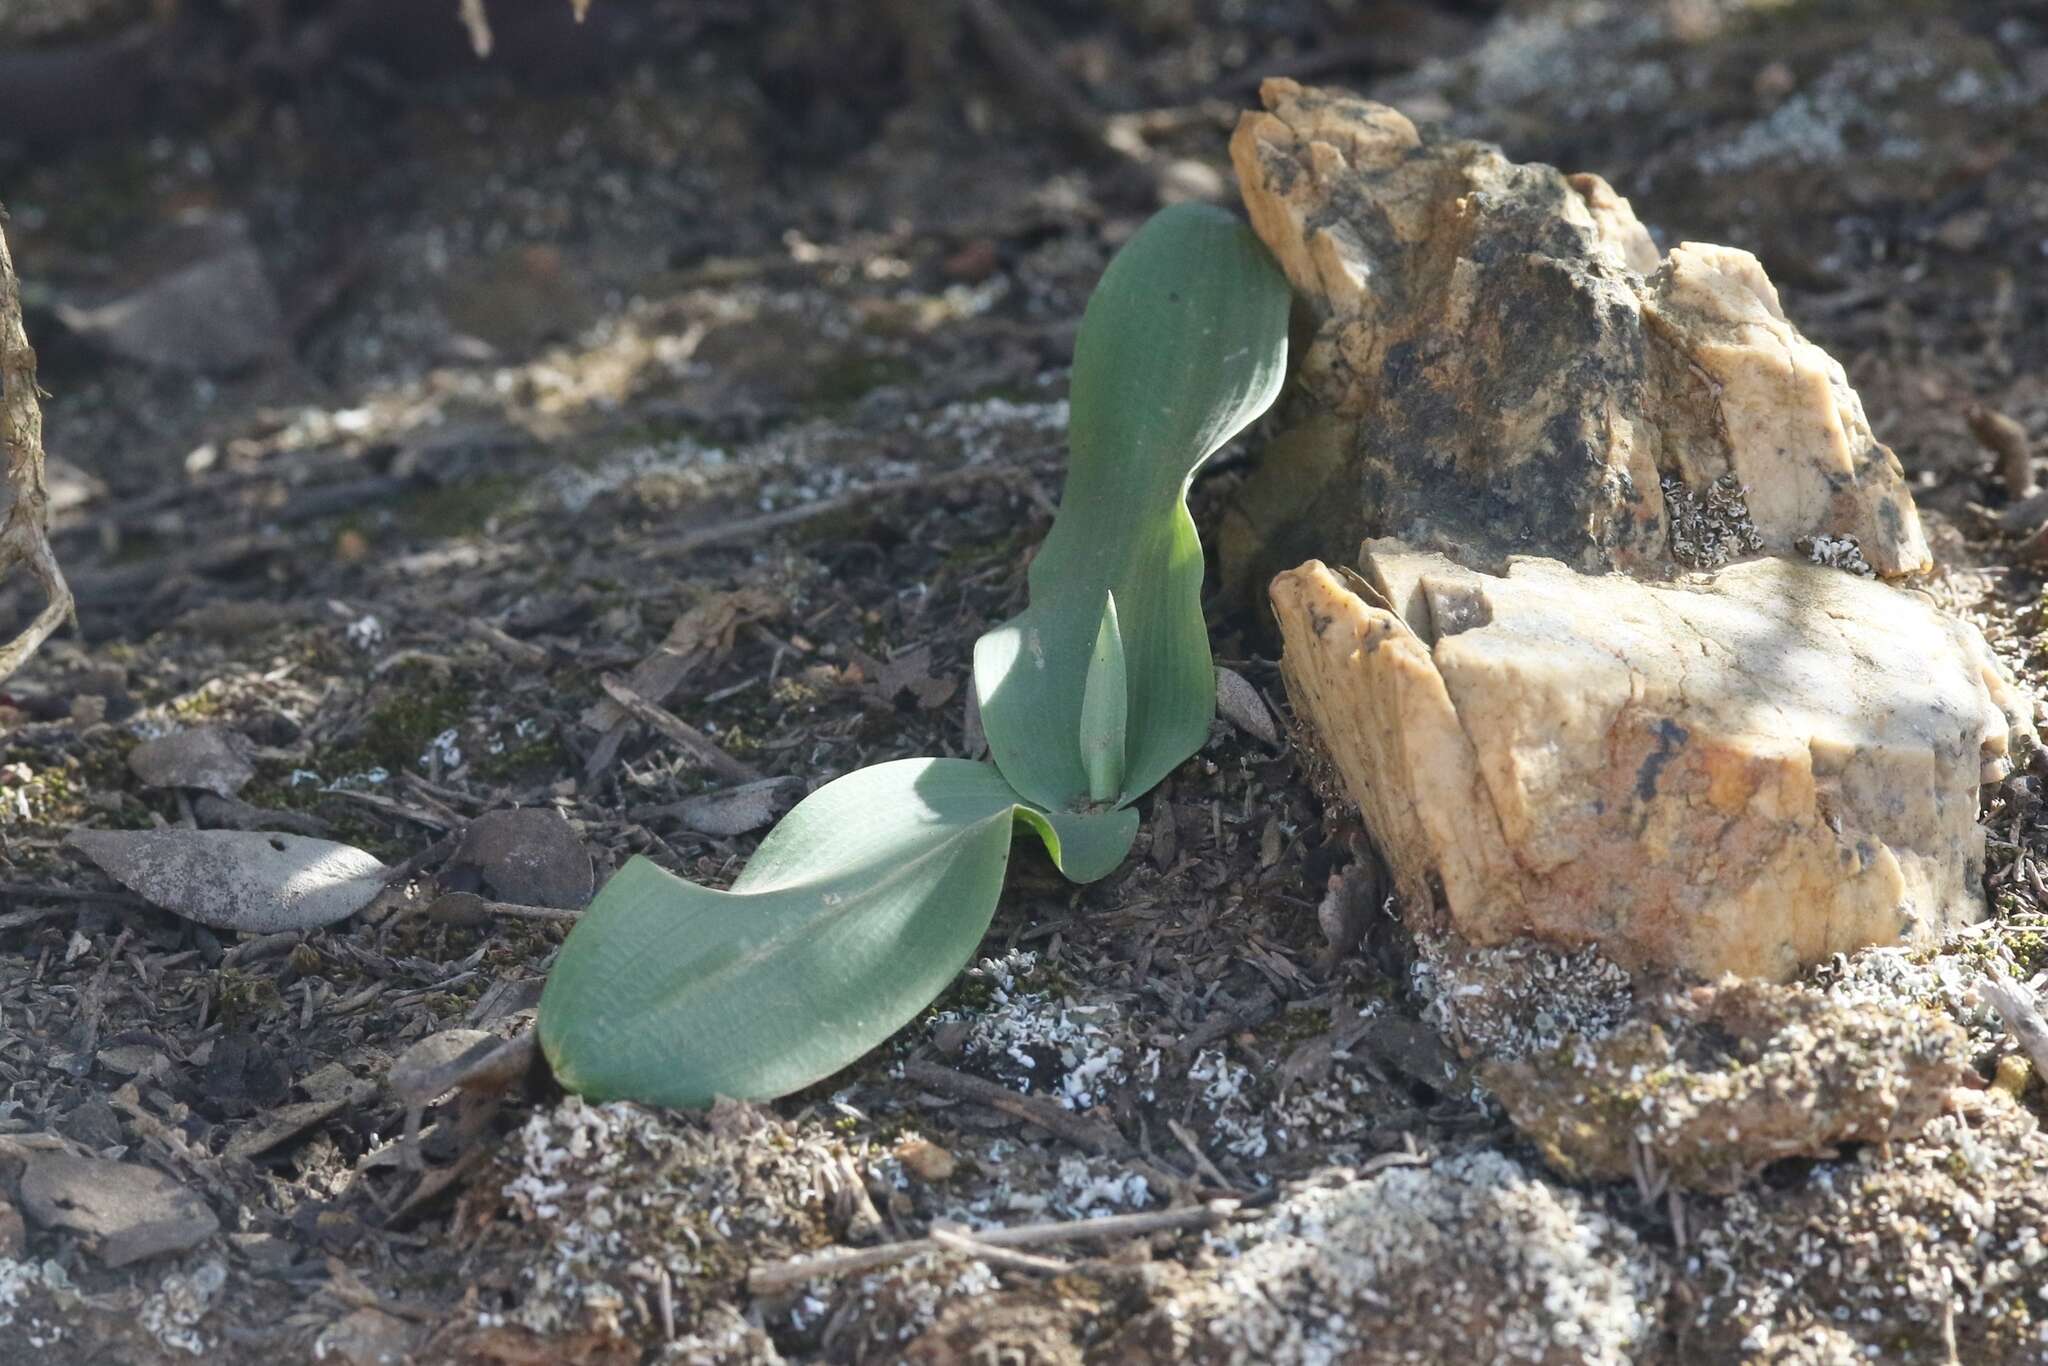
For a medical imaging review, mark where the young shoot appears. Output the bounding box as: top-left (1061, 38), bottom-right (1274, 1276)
top-left (1079, 590), bottom-right (1128, 803)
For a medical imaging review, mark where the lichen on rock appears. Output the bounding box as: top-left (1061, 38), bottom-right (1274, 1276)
top-left (470, 1095), bottom-right (877, 1353)
top-left (1484, 975), bottom-right (1971, 1194)
top-left (1222, 78), bottom-right (1931, 599)
top-left (1411, 932), bottom-right (1636, 1065)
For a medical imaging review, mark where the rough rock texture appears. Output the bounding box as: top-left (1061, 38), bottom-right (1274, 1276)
top-left (1671, 934), bottom-right (2048, 1363)
top-left (1484, 976), bottom-right (1971, 1194)
top-left (1687, 1099), bottom-right (2048, 1363)
top-left (1106, 1151), bottom-right (1666, 1365)
top-left (1270, 545), bottom-right (2034, 981)
top-left (1220, 78), bottom-right (1931, 600)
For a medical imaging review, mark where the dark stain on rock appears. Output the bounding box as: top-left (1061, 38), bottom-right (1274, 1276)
top-left (1635, 718), bottom-right (1691, 801)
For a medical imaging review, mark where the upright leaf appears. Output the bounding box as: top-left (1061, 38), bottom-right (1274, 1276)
top-left (1078, 590), bottom-right (1128, 803)
top-left (974, 202), bottom-right (1289, 812)
top-left (537, 759), bottom-right (1135, 1109)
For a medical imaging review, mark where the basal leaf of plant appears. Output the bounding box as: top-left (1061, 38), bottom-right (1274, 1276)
top-left (974, 201), bottom-right (1290, 813)
top-left (537, 758), bottom-right (1135, 1109)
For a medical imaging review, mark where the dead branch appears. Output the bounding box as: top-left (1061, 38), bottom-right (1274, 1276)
top-left (957, 0), bottom-right (1111, 154)
top-left (746, 1199), bottom-right (1236, 1293)
top-left (0, 206), bottom-right (74, 684)
top-left (901, 1057), bottom-right (1128, 1156)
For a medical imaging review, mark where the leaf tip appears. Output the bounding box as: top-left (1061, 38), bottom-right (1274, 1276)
top-left (1079, 590), bottom-right (1128, 803)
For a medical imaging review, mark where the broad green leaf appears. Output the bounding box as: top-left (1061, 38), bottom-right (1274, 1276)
top-left (1020, 801), bottom-right (1139, 885)
top-left (974, 202), bottom-right (1289, 812)
top-left (1078, 590), bottom-right (1127, 803)
top-left (537, 758), bottom-right (1135, 1108)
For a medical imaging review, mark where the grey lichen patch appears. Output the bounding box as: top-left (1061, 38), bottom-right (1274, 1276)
top-left (137, 1260), bottom-right (225, 1357)
top-left (483, 1095), bottom-right (875, 1349)
top-left (0, 1258), bottom-right (80, 1352)
top-left (1662, 473), bottom-right (1763, 570)
top-left (1686, 1098), bottom-right (2048, 1362)
top-left (662, 1304), bottom-right (784, 1365)
top-left (1485, 975), bottom-right (1970, 1195)
top-left (1813, 922), bottom-right (2048, 1068)
top-left (923, 951), bottom-right (1149, 1112)
top-left (1411, 932), bottom-right (1635, 1064)
top-left (1797, 531), bottom-right (1876, 578)
top-left (1110, 1152), bottom-right (1665, 1365)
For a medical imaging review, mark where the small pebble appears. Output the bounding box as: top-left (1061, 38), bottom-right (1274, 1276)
top-left (895, 1138), bottom-right (957, 1183)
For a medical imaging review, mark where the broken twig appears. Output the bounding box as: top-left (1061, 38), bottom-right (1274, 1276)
top-left (1980, 974), bottom-right (2048, 1081)
top-left (927, 1224), bottom-right (1071, 1275)
top-left (957, 0), bottom-right (1112, 154)
top-left (598, 674), bottom-right (761, 783)
top-left (425, 890), bottom-right (582, 925)
top-left (901, 1058), bottom-right (1126, 1156)
top-left (746, 1200), bottom-right (1236, 1293)
top-left (462, 618), bottom-right (549, 668)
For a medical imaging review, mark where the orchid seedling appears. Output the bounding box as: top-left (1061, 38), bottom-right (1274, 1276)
top-left (538, 202), bottom-right (1290, 1108)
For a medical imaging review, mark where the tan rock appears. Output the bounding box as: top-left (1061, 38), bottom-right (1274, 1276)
top-left (1271, 545), bottom-right (2033, 981)
top-left (1221, 79), bottom-right (1931, 600)
top-left (1645, 242), bottom-right (1927, 569)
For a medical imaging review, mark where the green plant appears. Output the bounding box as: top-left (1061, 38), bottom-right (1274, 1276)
top-left (538, 202), bottom-right (1290, 1108)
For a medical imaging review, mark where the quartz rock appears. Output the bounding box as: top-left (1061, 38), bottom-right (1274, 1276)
top-left (1270, 544), bottom-right (2034, 981)
top-left (1219, 79), bottom-right (1931, 601)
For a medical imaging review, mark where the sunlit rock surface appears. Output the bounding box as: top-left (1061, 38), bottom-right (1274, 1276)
top-left (1271, 545), bottom-right (2033, 981)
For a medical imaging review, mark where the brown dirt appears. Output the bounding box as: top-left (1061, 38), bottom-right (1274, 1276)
top-left (2, 2), bottom-right (2046, 1362)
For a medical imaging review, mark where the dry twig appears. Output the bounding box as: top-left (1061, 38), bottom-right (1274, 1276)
top-left (957, 0), bottom-right (1111, 153)
top-left (598, 674), bottom-right (761, 783)
top-left (1969, 406), bottom-right (2035, 501)
top-left (927, 1225), bottom-right (1071, 1275)
top-left (0, 207), bottom-right (74, 684)
top-left (462, 618), bottom-right (550, 668)
top-left (901, 1057), bottom-right (1127, 1156)
top-left (747, 1200), bottom-right (1236, 1293)
top-left (1980, 973), bottom-right (2048, 1081)
top-left (424, 890), bottom-right (582, 925)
